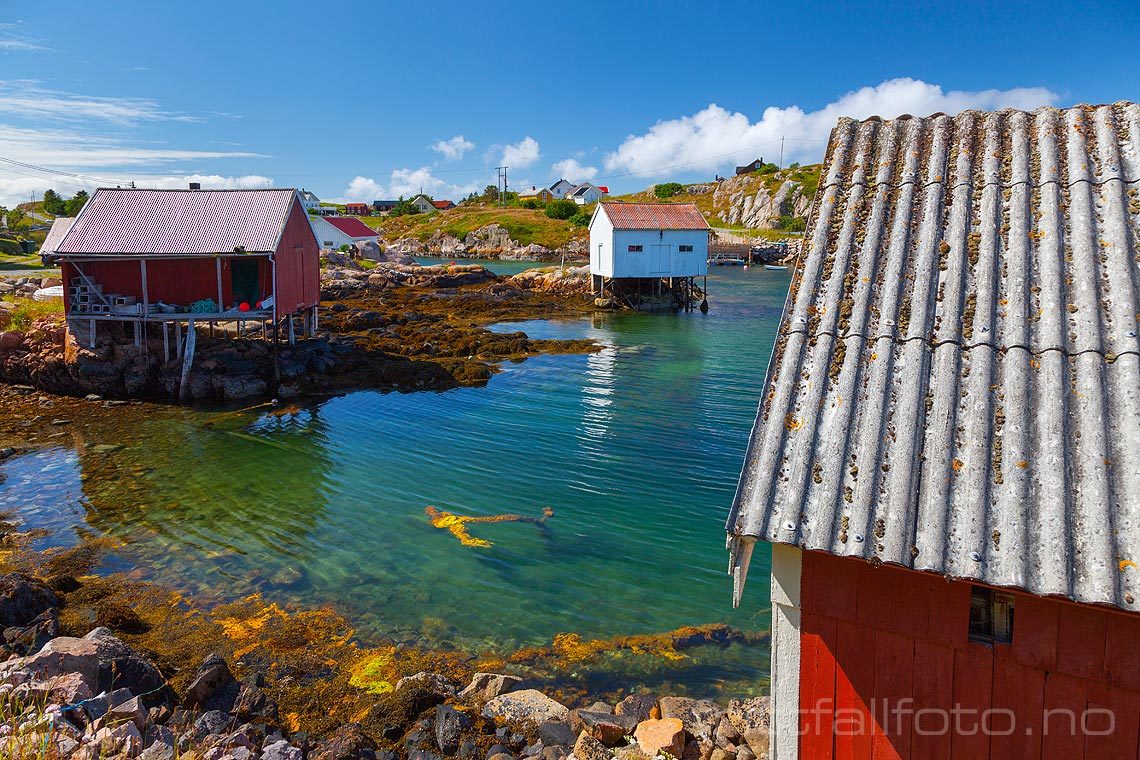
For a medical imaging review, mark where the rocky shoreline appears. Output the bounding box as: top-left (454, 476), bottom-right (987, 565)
top-left (0, 564), bottom-right (769, 760)
top-left (0, 261), bottom-right (597, 403)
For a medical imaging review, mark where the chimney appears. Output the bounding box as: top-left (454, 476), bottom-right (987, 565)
top-left (189, 182), bottom-right (201, 190)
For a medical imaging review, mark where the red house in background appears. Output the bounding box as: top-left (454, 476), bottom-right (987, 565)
top-left (54, 187), bottom-right (320, 349)
top-left (344, 202), bottom-right (371, 216)
top-left (727, 102), bottom-right (1140, 758)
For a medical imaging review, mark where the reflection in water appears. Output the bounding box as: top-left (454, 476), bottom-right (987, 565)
top-left (0, 267), bottom-right (792, 695)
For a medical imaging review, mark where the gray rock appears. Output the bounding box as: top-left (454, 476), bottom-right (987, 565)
top-left (736, 747), bottom-right (756, 760)
top-left (184, 654), bottom-right (236, 709)
top-left (571, 732), bottom-right (609, 760)
top-left (435, 703), bottom-right (473, 754)
top-left (139, 741), bottom-right (176, 760)
top-left (397, 671), bottom-right (455, 699)
top-left (0, 572), bottom-right (58, 628)
top-left (575, 710), bottom-right (635, 746)
top-left (725, 696), bottom-right (769, 756)
top-left (193, 709), bottom-right (234, 739)
top-left (485, 745), bottom-right (512, 759)
top-left (659, 696), bottom-right (724, 740)
top-left (537, 720), bottom-right (575, 747)
top-left (614, 694), bottom-right (658, 723)
top-left (459, 671), bottom-right (524, 701)
top-left (310, 722), bottom-right (377, 760)
top-left (540, 747), bottom-right (568, 760)
top-left (482, 689), bottom-right (568, 726)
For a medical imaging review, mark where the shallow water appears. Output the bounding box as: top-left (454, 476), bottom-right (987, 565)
top-left (414, 256), bottom-right (546, 275)
top-left (1, 265), bottom-right (791, 695)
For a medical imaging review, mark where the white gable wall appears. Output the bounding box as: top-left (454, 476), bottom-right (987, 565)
top-left (591, 212), bottom-right (708, 278)
top-left (309, 217), bottom-right (380, 250)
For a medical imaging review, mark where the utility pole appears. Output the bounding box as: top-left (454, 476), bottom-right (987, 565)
top-left (495, 166), bottom-right (508, 208)
top-left (779, 136), bottom-right (785, 169)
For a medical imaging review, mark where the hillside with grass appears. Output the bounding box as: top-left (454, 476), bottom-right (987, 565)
top-left (609, 163), bottom-right (822, 237)
top-left (359, 203), bottom-right (589, 250)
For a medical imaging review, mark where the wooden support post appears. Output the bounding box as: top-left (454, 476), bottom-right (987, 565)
top-left (140, 260), bottom-right (149, 315)
top-left (89, 319), bottom-right (96, 348)
top-left (133, 321), bottom-right (141, 347)
top-left (175, 322), bottom-right (182, 358)
top-left (162, 322), bottom-right (170, 362)
top-left (216, 257), bottom-right (224, 310)
top-left (179, 319), bottom-right (196, 402)
top-left (288, 314), bottom-right (296, 346)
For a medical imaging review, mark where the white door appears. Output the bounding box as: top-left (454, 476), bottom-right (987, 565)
top-left (650, 244), bottom-right (671, 275)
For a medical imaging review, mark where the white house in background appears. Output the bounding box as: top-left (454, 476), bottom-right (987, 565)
top-left (309, 215), bottom-right (381, 250)
top-left (409, 194), bottom-right (436, 213)
top-left (569, 182), bottom-right (607, 205)
top-left (548, 179), bottom-right (576, 199)
top-left (589, 202), bottom-right (709, 280)
top-left (298, 189), bottom-right (321, 212)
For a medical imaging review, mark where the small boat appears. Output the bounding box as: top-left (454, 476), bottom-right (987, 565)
top-left (764, 264), bottom-right (789, 271)
top-left (708, 255), bottom-right (746, 266)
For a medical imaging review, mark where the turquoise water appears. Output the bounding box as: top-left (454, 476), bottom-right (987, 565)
top-left (414, 256), bottom-right (549, 275)
top-left (0, 266), bottom-right (791, 693)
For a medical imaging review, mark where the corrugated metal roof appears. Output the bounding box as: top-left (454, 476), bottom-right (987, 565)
top-left (727, 102), bottom-right (1140, 613)
top-left (40, 216), bottom-right (75, 254)
top-left (600, 202), bottom-right (710, 230)
top-left (323, 216), bottom-right (379, 238)
top-left (56, 188), bottom-right (298, 255)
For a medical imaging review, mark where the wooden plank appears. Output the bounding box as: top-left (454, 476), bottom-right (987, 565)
top-left (801, 611), bottom-right (838, 760)
top-left (1042, 671), bottom-right (1086, 760)
top-left (949, 643), bottom-right (992, 759)
top-left (834, 619), bottom-right (875, 760)
top-left (1104, 610), bottom-right (1140, 692)
top-left (1057, 603), bottom-right (1107, 681)
top-left (990, 644), bottom-right (1044, 759)
top-left (814, 553), bottom-right (860, 622)
top-left (910, 641), bottom-right (953, 760)
top-left (871, 630), bottom-right (913, 760)
top-left (1012, 592), bottom-right (1059, 671)
top-left (927, 579), bottom-right (970, 650)
top-left (890, 570), bottom-right (931, 640)
top-left (1084, 683), bottom-right (1140, 760)
top-left (856, 562), bottom-right (893, 630)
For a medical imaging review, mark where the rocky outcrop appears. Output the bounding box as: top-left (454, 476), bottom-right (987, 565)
top-left (507, 265), bottom-right (590, 295)
top-left (712, 173), bottom-right (812, 229)
top-left (0, 568), bottom-right (773, 760)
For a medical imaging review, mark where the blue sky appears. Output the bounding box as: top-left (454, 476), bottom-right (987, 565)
top-left (1, 0), bottom-right (1138, 206)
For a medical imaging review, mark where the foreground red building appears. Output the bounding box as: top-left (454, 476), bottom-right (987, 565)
top-left (54, 188), bottom-right (320, 348)
top-left (727, 102), bottom-right (1140, 759)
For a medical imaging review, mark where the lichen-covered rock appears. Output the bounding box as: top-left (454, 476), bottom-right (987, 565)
top-left (571, 732), bottom-right (609, 760)
top-left (614, 694), bottom-right (658, 723)
top-left (633, 718), bottom-right (686, 757)
top-left (658, 696), bottom-right (723, 740)
top-left (311, 723), bottom-right (378, 760)
top-left (725, 696), bottom-right (770, 757)
top-left (482, 689), bottom-right (568, 726)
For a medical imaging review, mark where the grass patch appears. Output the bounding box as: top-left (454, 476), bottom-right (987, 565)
top-left (358, 205), bottom-right (586, 249)
top-left (1, 296), bottom-right (63, 331)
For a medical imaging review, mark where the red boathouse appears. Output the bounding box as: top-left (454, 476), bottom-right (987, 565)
top-left (727, 102), bottom-right (1140, 759)
top-left (53, 187), bottom-right (320, 350)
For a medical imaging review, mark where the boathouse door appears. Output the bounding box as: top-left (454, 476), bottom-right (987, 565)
top-left (650, 244), bottom-right (671, 275)
top-left (231, 258), bottom-right (261, 307)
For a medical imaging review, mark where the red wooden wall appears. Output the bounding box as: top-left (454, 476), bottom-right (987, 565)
top-left (273, 199), bottom-right (321, 318)
top-left (799, 550), bottom-right (1140, 760)
top-left (61, 257), bottom-right (271, 315)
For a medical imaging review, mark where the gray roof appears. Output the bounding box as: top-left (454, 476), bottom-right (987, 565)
top-left (40, 216), bottom-right (75, 254)
top-left (727, 102), bottom-right (1140, 613)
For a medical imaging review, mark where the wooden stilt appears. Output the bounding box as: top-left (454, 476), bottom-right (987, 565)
top-left (178, 319), bottom-right (197, 402)
top-left (162, 322), bottom-right (170, 362)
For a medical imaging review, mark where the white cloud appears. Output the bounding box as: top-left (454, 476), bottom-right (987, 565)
top-left (340, 167), bottom-right (481, 203)
top-left (0, 173), bottom-right (275, 208)
top-left (0, 38), bottom-right (44, 52)
top-left (603, 78), bottom-right (1059, 177)
top-left (0, 124), bottom-right (264, 167)
top-left (430, 135), bottom-right (474, 161)
top-left (500, 136), bottom-right (541, 169)
top-left (551, 158), bottom-right (597, 182)
top-left (0, 80), bottom-right (200, 124)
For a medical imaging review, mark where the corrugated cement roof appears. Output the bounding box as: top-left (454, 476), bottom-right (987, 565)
top-left (726, 102), bottom-right (1140, 613)
top-left (601, 202), bottom-right (710, 230)
top-left (56, 188), bottom-right (298, 255)
top-left (40, 217), bottom-right (75, 254)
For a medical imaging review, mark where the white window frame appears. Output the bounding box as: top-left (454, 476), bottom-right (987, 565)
top-left (678, 244), bottom-right (694, 253)
top-left (628, 244), bottom-right (644, 253)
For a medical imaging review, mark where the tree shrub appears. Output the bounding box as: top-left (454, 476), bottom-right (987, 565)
top-left (545, 199), bottom-right (578, 220)
top-left (569, 210), bottom-right (592, 227)
top-left (654, 182), bottom-right (684, 199)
